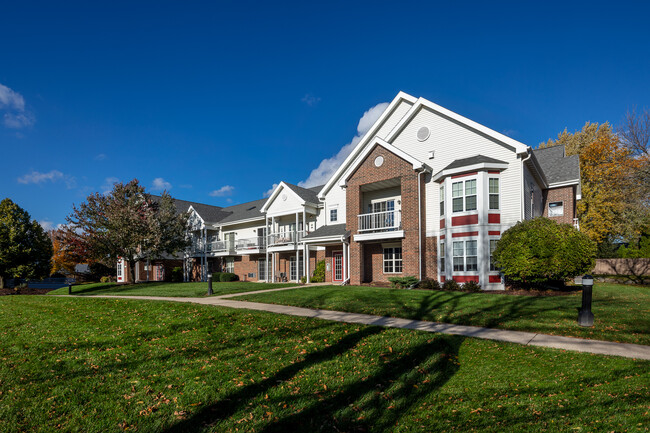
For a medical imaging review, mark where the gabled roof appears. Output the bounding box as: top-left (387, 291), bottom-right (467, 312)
top-left (151, 195), bottom-right (230, 223)
top-left (260, 181), bottom-right (323, 213)
top-left (432, 155), bottom-right (509, 182)
top-left (218, 198), bottom-right (268, 224)
top-left (533, 145), bottom-right (580, 185)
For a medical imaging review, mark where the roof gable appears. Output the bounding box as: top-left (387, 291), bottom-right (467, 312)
top-left (533, 145), bottom-right (580, 185)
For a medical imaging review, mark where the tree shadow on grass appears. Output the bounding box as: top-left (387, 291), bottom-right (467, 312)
top-left (162, 327), bottom-right (463, 433)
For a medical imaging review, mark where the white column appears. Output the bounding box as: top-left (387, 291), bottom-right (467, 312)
top-left (265, 216), bottom-right (269, 282)
top-left (272, 252), bottom-right (276, 282)
top-left (295, 212), bottom-right (299, 242)
top-left (347, 242), bottom-right (351, 284)
top-left (305, 244), bottom-right (310, 283)
top-left (303, 208), bottom-right (307, 234)
top-left (296, 248), bottom-right (300, 282)
top-left (342, 243), bottom-right (348, 281)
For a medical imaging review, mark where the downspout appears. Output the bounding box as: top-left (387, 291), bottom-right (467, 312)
top-left (341, 237), bottom-right (350, 285)
top-left (418, 169), bottom-right (424, 281)
top-left (520, 149), bottom-right (532, 221)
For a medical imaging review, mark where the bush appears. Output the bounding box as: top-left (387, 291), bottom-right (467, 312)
top-left (493, 217), bottom-right (596, 286)
top-left (418, 278), bottom-right (441, 290)
top-left (311, 260), bottom-right (326, 283)
top-left (462, 280), bottom-right (481, 292)
top-left (210, 272), bottom-right (222, 282)
top-left (388, 276), bottom-right (419, 289)
top-left (442, 280), bottom-right (460, 291)
top-left (99, 276), bottom-right (115, 283)
top-left (220, 272), bottom-right (238, 282)
top-left (170, 267), bottom-right (183, 282)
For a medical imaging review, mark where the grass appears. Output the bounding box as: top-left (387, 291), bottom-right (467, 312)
top-left (236, 283), bottom-right (650, 345)
top-left (0, 296), bottom-right (647, 432)
top-left (47, 281), bottom-right (298, 297)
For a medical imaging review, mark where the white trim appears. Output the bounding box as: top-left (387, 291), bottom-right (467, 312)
top-left (318, 92), bottom-right (418, 199)
top-left (548, 180), bottom-right (580, 188)
top-left (260, 182), bottom-right (307, 213)
top-left (385, 97), bottom-right (530, 154)
top-left (303, 235), bottom-right (346, 244)
top-left (353, 230), bottom-right (405, 242)
top-left (432, 162), bottom-right (509, 182)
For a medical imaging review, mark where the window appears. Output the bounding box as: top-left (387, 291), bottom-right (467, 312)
top-left (489, 239), bottom-right (498, 271)
top-left (549, 201), bottom-right (564, 217)
top-left (225, 258), bottom-right (234, 273)
top-left (290, 256), bottom-right (304, 280)
top-left (452, 179), bottom-right (477, 212)
top-left (489, 178), bottom-right (499, 210)
top-left (258, 259), bottom-right (268, 281)
top-left (383, 247), bottom-right (402, 273)
top-left (439, 242), bottom-right (445, 273)
top-left (440, 185), bottom-right (445, 216)
top-left (330, 208), bottom-right (338, 222)
top-left (452, 240), bottom-right (477, 272)
top-left (116, 261), bottom-right (122, 278)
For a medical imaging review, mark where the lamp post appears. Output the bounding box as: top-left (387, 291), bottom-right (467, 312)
top-left (578, 274), bottom-right (594, 327)
top-left (68, 283), bottom-right (72, 295)
top-left (207, 274), bottom-right (213, 296)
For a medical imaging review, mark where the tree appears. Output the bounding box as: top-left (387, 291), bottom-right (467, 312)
top-left (50, 229), bottom-right (77, 275)
top-left (0, 199), bottom-right (53, 288)
top-left (541, 122), bottom-right (641, 246)
top-left (61, 179), bottom-right (189, 282)
top-left (493, 218), bottom-right (596, 286)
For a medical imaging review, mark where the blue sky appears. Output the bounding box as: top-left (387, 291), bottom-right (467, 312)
top-left (1, 0), bottom-right (648, 230)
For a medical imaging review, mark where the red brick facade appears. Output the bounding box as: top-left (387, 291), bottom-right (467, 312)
top-left (543, 185), bottom-right (577, 225)
top-left (346, 144), bottom-right (427, 285)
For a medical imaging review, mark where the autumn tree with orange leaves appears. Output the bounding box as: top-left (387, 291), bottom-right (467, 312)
top-left (49, 229), bottom-right (78, 275)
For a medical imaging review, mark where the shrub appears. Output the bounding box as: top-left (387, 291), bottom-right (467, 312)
top-left (418, 278), bottom-right (441, 290)
top-left (311, 260), bottom-right (326, 283)
top-left (493, 217), bottom-right (596, 286)
top-left (220, 272), bottom-right (238, 282)
top-left (442, 280), bottom-right (460, 291)
top-left (210, 272), bottom-right (222, 282)
top-left (388, 276), bottom-right (419, 289)
top-left (99, 276), bottom-right (114, 283)
top-left (462, 280), bottom-right (481, 292)
top-left (300, 276), bottom-right (307, 284)
top-left (170, 267), bottom-right (183, 282)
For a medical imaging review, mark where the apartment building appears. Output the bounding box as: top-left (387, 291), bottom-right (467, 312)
top-left (117, 92), bottom-right (580, 290)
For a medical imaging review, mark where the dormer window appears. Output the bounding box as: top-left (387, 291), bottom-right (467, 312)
top-left (330, 208), bottom-right (338, 222)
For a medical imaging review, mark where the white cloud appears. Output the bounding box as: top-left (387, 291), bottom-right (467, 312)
top-left (17, 170), bottom-right (64, 184)
top-left (39, 220), bottom-right (63, 231)
top-left (0, 83), bottom-right (34, 129)
top-left (263, 183), bottom-right (279, 198)
top-left (301, 93), bottom-right (321, 107)
top-left (102, 177), bottom-right (120, 195)
top-left (209, 185), bottom-right (234, 197)
top-left (298, 102), bottom-right (390, 188)
top-left (151, 177), bottom-right (172, 191)
top-left (94, 153), bottom-right (107, 161)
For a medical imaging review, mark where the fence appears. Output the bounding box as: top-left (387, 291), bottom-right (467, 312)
top-left (592, 258), bottom-right (649, 284)
top-left (6, 277), bottom-right (76, 289)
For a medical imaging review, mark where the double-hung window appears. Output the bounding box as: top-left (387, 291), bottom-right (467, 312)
top-left (489, 239), bottom-right (498, 271)
top-left (383, 247), bottom-right (402, 273)
top-left (225, 258), bottom-right (235, 273)
top-left (440, 185), bottom-right (445, 216)
top-left (489, 178), bottom-right (499, 210)
top-left (330, 208), bottom-right (338, 222)
top-left (439, 242), bottom-right (445, 273)
top-left (452, 179), bottom-right (477, 212)
top-left (452, 240), bottom-right (477, 272)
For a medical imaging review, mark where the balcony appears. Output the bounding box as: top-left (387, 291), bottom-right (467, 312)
top-left (268, 230), bottom-right (305, 249)
top-left (190, 239), bottom-right (234, 256)
top-left (236, 236), bottom-right (266, 254)
top-left (354, 210), bottom-right (404, 242)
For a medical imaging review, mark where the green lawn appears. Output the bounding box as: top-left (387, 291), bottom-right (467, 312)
top-left (236, 283), bottom-right (650, 345)
top-left (47, 281), bottom-right (298, 297)
top-left (0, 296), bottom-right (647, 432)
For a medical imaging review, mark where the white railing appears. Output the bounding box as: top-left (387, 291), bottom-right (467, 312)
top-left (358, 210), bottom-right (401, 232)
top-left (268, 230), bottom-right (305, 246)
top-left (236, 236), bottom-right (266, 251)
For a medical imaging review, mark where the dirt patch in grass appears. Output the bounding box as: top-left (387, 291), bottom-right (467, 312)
top-left (0, 287), bottom-right (52, 296)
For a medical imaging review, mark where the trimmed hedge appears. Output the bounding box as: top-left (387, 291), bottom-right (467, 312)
top-left (219, 272), bottom-right (238, 282)
top-left (493, 217), bottom-right (596, 286)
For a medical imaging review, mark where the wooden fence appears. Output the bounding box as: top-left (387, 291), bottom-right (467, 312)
top-left (592, 258), bottom-right (650, 277)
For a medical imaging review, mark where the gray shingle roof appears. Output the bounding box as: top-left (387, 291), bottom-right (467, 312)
top-left (283, 182), bottom-right (322, 204)
top-left (151, 196), bottom-right (231, 223)
top-left (218, 198), bottom-right (268, 224)
top-left (533, 145), bottom-right (580, 184)
top-left (303, 223), bottom-right (348, 240)
top-left (442, 155), bottom-right (507, 171)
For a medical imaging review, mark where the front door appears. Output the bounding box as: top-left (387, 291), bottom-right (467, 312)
top-left (333, 252), bottom-right (343, 282)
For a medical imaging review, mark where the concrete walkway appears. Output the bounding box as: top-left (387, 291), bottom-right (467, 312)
top-left (55, 286), bottom-right (650, 361)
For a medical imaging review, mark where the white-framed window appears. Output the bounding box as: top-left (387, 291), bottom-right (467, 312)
top-left (258, 259), bottom-right (268, 281)
top-left (489, 178), bottom-right (499, 210)
top-left (549, 201), bottom-right (564, 217)
top-left (383, 247), bottom-right (402, 273)
top-left (117, 260), bottom-right (123, 278)
top-left (225, 258), bottom-right (235, 273)
top-left (289, 256), bottom-right (304, 280)
top-left (489, 239), bottom-right (499, 271)
top-left (452, 240), bottom-right (477, 272)
top-left (440, 185), bottom-right (445, 216)
top-left (439, 242), bottom-right (445, 273)
top-left (330, 208), bottom-right (338, 222)
top-left (452, 179), bottom-right (477, 212)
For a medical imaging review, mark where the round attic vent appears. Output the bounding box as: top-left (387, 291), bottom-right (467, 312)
top-left (417, 126), bottom-right (430, 141)
top-left (281, 194), bottom-right (287, 201)
top-left (374, 155), bottom-right (384, 167)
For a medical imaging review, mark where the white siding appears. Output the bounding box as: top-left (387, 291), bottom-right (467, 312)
top-left (523, 165), bottom-right (543, 219)
top-left (375, 100), bottom-right (414, 140)
top-left (388, 106), bottom-right (524, 234)
top-left (265, 185), bottom-right (306, 217)
top-left (322, 184), bottom-right (346, 226)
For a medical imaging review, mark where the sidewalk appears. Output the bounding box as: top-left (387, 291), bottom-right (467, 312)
top-left (56, 286), bottom-right (650, 361)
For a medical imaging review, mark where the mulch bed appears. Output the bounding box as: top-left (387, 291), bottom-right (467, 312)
top-left (0, 287), bottom-right (53, 296)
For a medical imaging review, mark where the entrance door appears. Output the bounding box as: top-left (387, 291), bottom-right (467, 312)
top-left (333, 252), bottom-right (343, 282)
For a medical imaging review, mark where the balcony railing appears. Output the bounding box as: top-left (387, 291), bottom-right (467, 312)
top-left (268, 230), bottom-right (305, 247)
top-left (236, 236), bottom-right (266, 251)
top-left (358, 210), bottom-right (401, 233)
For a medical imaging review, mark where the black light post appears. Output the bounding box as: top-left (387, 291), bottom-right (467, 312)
top-left (207, 274), bottom-right (213, 296)
top-left (68, 283), bottom-right (72, 295)
top-left (578, 274), bottom-right (594, 327)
